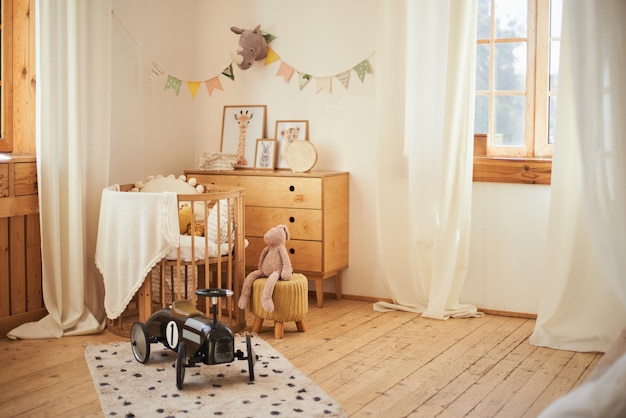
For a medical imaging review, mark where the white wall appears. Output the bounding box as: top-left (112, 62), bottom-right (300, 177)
top-left (110, 0), bottom-right (551, 315)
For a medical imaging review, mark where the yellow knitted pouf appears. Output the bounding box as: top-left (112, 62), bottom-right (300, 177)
top-left (250, 273), bottom-right (308, 339)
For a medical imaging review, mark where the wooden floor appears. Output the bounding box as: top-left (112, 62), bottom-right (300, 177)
top-left (0, 297), bottom-right (602, 417)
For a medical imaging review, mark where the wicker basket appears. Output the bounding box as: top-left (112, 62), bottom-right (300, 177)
top-left (198, 152), bottom-right (237, 171)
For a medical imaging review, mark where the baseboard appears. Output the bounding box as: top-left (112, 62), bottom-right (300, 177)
top-left (308, 291), bottom-right (537, 319)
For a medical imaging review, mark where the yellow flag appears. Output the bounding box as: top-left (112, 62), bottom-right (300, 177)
top-left (265, 48), bottom-right (280, 65)
top-left (187, 81), bottom-right (201, 98)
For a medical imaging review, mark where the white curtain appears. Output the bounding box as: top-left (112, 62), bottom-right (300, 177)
top-left (530, 1), bottom-right (626, 352)
top-left (373, 0), bottom-right (482, 319)
top-left (8, 0), bottom-right (111, 339)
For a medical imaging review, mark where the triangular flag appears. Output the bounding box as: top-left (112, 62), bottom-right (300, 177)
top-left (298, 72), bottom-right (312, 90)
top-left (354, 59), bottom-right (370, 82)
top-left (222, 64), bottom-right (235, 81)
top-left (276, 62), bottom-right (294, 83)
top-left (265, 48), bottom-right (280, 65)
top-left (205, 77), bottom-right (223, 95)
top-left (315, 77), bottom-right (332, 94)
top-left (164, 75), bottom-right (182, 95)
top-left (187, 81), bottom-right (201, 98)
top-left (261, 31), bottom-right (276, 44)
top-left (149, 62), bottom-right (165, 80)
top-left (336, 70), bottom-right (350, 89)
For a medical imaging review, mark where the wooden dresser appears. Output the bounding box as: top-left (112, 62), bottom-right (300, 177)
top-left (186, 169), bottom-right (349, 307)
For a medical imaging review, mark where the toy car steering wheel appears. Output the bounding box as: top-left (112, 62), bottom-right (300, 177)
top-left (196, 288), bottom-right (233, 297)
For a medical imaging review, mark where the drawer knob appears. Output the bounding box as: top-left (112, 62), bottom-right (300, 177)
top-left (289, 248), bottom-right (295, 254)
top-left (289, 185), bottom-right (295, 192)
top-left (289, 216), bottom-right (295, 223)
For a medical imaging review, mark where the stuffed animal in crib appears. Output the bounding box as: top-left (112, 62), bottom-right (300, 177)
top-left (238, 224), bottom-right (292, 312)
top-left (230, 24), bottom-right (268, 70)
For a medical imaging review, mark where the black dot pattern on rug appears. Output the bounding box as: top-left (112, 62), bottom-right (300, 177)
top-left (86, 340), bottom-right (347, 417)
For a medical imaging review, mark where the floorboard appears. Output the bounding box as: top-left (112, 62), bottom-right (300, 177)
top-left (0, 297), bottom-right (603, 417)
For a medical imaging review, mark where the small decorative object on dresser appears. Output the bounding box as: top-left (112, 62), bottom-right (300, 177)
top-left (254, 139), bottom-right (277, 170)
top-left (185, 169), bottom-right (349, 308)
top-left (221, 105), bottom-right (267, 168)
top-left (275, 120), bottom-right (309, 169)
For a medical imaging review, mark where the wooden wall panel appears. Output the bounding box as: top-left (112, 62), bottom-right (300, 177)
top-left (0, 218), bottom-right (9, 318)
top-left (10, 0), bottom-right (37, 155)
top-left (25, 213), bottom-right (42, 311)
top-left (9, 215), bottom-right (26, 315)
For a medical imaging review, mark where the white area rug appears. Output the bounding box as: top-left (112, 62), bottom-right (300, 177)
top-left (85, 336), bottom-right (345, 417)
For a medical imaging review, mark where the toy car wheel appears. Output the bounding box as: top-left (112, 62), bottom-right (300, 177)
top-left (246, 334), bottom-right (256, 382)
top-left (130, 322), bottom-right (150, 364)
top-left (176, 341), bottom-right (186, 390)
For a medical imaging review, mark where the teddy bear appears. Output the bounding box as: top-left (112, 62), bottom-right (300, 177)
top-left (238, 224), bottom-right (293, 312)
top-left (230, 24), bottom-right (268, 70)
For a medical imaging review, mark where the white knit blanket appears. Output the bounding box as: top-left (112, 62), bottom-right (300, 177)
top-left (95, 185), bottom-right (179, 319)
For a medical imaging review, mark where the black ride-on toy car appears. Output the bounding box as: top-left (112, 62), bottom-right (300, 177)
top-left (129, 288), bottom-right (256, 389)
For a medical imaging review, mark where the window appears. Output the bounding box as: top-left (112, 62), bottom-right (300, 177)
top-left (0, 0), bottom-right (14, 153)
top-left (474, 0), bottom-right (562, 163)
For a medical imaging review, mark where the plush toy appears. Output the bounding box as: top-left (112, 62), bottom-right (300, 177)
top-left (230, 24), bottom-right (268, 70)
top-left (238, 224), bottom-right (293, 312)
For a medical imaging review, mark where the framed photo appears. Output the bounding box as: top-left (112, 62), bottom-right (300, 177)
top-left (220, 105), bottom-right (267, 168)
top-left (275, 120), bottom-right (309, 169)
top-left (254, 139), bottom-right (277, 170)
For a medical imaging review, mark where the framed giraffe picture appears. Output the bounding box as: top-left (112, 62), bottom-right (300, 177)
top-left (220, 105), bottom-right (267, 168)
top-left (275, 120), bottom-right (309, 169)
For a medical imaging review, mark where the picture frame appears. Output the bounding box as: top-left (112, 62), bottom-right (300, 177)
top-left (220, 105), bottom-right (267, 168)
top-left (254, 139), bottom-right (277, 170)
top-left (275, 120), bottom-right (309, 169)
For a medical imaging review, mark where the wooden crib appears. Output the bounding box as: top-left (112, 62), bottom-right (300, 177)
top-left (103, 180), bottom-right (247, 337)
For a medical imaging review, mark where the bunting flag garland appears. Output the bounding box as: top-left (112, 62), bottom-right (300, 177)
top-left (298, 72), bottom-right (312, 90)
top-left (261, 31), bottom-right (277, 44)
top-left (205, 77), bottom-right (223, 95)
top-left (149, 62), bottom-right (164, 80)
top-left (335, 70), bottom-right (351, 89)
top-left (221, 64), bottom-right (235, 81)
top-left (354, 59), bottom-right (369, 82)
top-left (164, 75), bottom-right (182, 95)
top-left (276, 62), bottom-right (295, 83)
top-left (264, 48), bottom-right (281, 65)
top-left (316, 77), bottom-right (332, 94)
top-left (187, 81), bottom-right (201, 98)
top-left (112, 10), bottom-right (373, 99)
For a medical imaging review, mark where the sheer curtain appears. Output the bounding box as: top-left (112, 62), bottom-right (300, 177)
top-left (8, 0), bottom-right (111, 339)
top-left (373, 0), bottom-right (481, 320)
top-left (530, 1), bottom-right (626, 353)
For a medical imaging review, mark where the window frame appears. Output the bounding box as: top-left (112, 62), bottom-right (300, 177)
top-left (473, 0), bottom-right (555, 184)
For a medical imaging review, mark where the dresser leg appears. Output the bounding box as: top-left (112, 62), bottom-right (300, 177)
top-left (315, 278), bottom-right (324, 308)
top-left (335, 271), bottom-right (342, 300)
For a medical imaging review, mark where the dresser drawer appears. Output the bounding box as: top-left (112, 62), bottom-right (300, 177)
top-left (245, 207), bottom-right (322, 240)
top-left (246, 236), bottom-right (322, 272)
top-left (195, 174), bottom-right (322, 209)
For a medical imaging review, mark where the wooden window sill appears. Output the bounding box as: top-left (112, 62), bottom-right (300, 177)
top-left (473, 157), bottom-right (552, 185)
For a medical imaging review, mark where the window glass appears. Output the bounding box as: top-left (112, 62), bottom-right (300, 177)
top-left (475, 96), bottom-right (489, 134)
top-left (494, 0), bottom-right (527, 38)
top-left (477, 0), bottom-right (491, 39)
top-left (494, 96), bottom-right (526, 146)
top-left (476, 44), bottom-right (490, 91)
top-left (548, 96), bottom-right (557, 144)
top-left (495, 42), bottom-right (527, 91)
